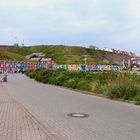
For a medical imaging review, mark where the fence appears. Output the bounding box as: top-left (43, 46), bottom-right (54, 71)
top-left (0, 60), bottom-right (120, 73)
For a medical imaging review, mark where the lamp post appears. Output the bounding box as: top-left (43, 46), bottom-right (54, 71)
top-left (22, 40), bottom-right (24, 46)
top-left (83, 54), bottom-right (88, 71)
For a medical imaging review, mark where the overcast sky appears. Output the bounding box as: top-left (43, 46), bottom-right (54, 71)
top-left (0, 0), bottom-right (140, 54)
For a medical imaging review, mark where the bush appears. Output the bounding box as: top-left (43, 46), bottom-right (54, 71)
top-left (108, 77), bottom-right (138, 100)
top-left (76, 80), bottom-right (91, 91)
top-left (90, 82), bottom-right (99, 92)
top-left (97, 84), bottom-right (110, 96)
top-left (64, 79), bottom-right (77, 88)
top-left (133, 95), bottom-right (140, 105)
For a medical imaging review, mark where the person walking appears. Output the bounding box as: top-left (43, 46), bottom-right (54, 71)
top-left (2, 71), bottom-right (8, 82)
top-left (0, 70), bottom-right (2, 81)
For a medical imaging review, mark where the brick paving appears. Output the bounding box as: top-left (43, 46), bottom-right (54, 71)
top-left (0, 84), bottom-right (58, 140)
top-left (4, 74), bottom-right (140, 140)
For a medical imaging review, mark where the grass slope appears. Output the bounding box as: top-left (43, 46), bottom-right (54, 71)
top-left (26, 45), bottom-right (130, 64)
top-left (0, 47), bottom-right (29, 61)
top-left (4, 51), bottom-right (29, 61)
top-left (0, 45), bottom-right (131, 64)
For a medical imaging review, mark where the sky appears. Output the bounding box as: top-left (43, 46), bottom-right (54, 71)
top-left (0, 0), bottom-right (140, 54)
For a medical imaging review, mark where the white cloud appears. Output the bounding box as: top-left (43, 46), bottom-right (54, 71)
top-left (1, 0), bottom-right (90, 9)
top-left (127, 0), bottom-right (140, 19)
top-left (1, 0), bottom-right (55, 8)
top-left (0, 0), bottom-right (140, 54)
top-left (66, 18), bottom-right (108, 32)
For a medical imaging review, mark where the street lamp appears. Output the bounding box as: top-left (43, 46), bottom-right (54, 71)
top-left (83, 55), bottom-right (88, 65)
top-left (83, 54), bottom-right (88, 71)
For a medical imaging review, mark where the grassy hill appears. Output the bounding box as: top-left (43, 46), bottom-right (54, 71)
top-left (0, 46), bottom-right (30, 61)
top-left (27, 45), bottom-right (131, 64)
top-left (0, 45), bottom-right (131, 64)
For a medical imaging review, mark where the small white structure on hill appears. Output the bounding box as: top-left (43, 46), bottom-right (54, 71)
top-left (26, 53), bottom-right (46, 59)
top-left (100, 47), bottom-right (113, 52)
top-left (26, 53), bottom-right (53, 62)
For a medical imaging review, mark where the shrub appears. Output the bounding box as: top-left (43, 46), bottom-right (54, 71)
top-left (64, 79), bottom-right (77, 88)
top-left (133, 95), bottom-right (140, 105)
top-left (90, 82), bottom-right (99, 92)
top-left (108, 77), bottom-right (138, 100)
top-left (97, 84), bottom-right (110, 96)
top-left (76, 79), bottom-right (91, 91)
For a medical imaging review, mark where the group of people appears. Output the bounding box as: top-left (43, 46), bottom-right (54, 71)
top-left (0, 71), bottom-right (8, 82)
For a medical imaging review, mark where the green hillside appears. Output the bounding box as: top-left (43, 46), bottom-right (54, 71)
top-left (27, 45), bottom-right (130, 64)
top-left (0, 47), bottom-right (29, 61)
top-left (0, 45), bottom-right (131, 64)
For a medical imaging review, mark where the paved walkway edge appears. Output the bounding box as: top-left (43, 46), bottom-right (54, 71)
top-left (2, 83), bottom-right (61, 140)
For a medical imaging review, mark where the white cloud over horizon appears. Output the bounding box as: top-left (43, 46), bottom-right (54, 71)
top-left (0, 0), bottom-right (140, 54)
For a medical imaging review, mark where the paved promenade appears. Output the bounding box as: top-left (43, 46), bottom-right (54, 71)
top-left (3, 74), bottom-right (140, 140)
top-left (0, 83), bottom-right (58, 140)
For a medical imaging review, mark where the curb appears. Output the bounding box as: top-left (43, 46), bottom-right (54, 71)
top-left (26, 75), bottom-right (138, 106)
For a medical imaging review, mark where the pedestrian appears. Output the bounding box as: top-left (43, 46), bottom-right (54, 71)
top-left (2, 71), bottom-right (8, 82)
top-left (0, 70), bottom-right (2, 81)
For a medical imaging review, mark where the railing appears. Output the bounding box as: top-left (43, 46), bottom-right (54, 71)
top-left (0, 60), bottom-right (120, 73)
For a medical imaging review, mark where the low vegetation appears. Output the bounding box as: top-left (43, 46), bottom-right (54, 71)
top-left (0, 45), bottom-right (130, 64)
top-left (26, 69), bottom-right (140, 105)
top-left (0, 47), bottom-right (30, 61)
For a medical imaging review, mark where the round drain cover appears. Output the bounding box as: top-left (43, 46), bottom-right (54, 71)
top-left (67, 113), bottom-right (89, 118)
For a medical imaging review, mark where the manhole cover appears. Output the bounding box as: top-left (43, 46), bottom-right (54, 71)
top-left (67, 113), bottom-right (89, 118)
